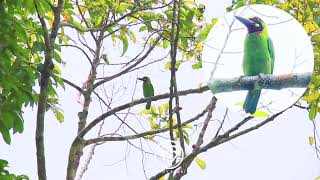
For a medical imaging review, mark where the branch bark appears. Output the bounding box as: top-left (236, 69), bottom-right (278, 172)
top-left (209, 72), bottom-right (311, 94)
top-left (168, 0), bottom-right (184, 169)
top-left (34, 1), bottom-right (64, 180)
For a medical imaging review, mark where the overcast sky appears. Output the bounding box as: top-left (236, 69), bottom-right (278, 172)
top-left (0, 1), bottom-right (319, 180)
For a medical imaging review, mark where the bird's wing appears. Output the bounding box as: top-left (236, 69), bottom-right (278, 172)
top-left (267, 37), bottom-right (275, 73)
top-left (150, 83), bottom-right (154, 96)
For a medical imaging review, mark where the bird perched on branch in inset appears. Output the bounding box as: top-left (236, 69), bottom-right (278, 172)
top-left (138, 76), bottom-right (154, 110)
top-left (235, 16), bottom-right (275, 114)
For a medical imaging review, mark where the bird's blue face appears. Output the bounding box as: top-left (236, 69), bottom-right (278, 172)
top-left (235, 16), bottom-right (264, 33)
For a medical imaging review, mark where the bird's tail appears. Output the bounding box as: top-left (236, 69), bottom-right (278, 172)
top-left (146, 99), bottom-right (151, 110)
top-left (243, 88), bottom-right (261, 114)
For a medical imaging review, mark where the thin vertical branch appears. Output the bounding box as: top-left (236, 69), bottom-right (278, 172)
top-left (66, 32), bottom-right (104, 180)
top-left (173, 97), bottom-right (217, 179)
top-left (168, 0), bottom-right (178, 164)
top-left (34, 1), bottom-right (64, 180)
top-left (168, 0), bottom-right (185, 169)
top-left (195, 97), bottom-right (218, 147)
top-left (214, 108), bottom-right (228, 138)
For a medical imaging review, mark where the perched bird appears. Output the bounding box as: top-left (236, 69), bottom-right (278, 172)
top-left (138, 76), bottom-right (154, 110)
top-left (235, 16), bottom-right (275, 114)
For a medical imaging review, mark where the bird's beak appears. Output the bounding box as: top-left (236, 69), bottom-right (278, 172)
top-left (235, 16), bottom-right (255, 28)
top-left (137, 78), bottom-right (143, 81)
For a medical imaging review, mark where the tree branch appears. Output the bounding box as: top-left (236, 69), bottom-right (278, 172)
top-left (34, 0), bottom-right (64, 180)
top-left (151, 107), bottom-right (289, 180)
top-left (60, 1), bottom-right (174, 33)
top-left (209, 72), bottom-right (311, 94)
top-left (83, 97), bottom-right (216, 146)
top-left (93, 36), bottom-right (161, 89)
top-left (77, 85), bottom-right (209, 139)
top-left (62, 78), bottom-right (85, 95)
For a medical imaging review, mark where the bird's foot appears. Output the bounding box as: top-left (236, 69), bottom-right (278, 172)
top-left (257, 73), bottom-right (266, 88)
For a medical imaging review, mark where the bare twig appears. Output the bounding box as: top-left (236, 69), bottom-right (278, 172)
top-left (93, 36), bottom-right (161, 89)
top-left (62, 78), bottom-right (85, 95)
top-left (214, 108), bottom-right (228, 138)
top-left (60, 44), bottom-right (93, 67)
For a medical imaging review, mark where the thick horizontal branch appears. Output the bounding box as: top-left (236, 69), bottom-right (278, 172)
top-left (209, 72), bottom-right (311, 94)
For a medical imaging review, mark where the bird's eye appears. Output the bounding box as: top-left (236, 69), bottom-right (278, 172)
top-left (255, 23), bottom-right (260, 27)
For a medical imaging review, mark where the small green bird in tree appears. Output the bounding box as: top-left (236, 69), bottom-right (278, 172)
top-left (138, 76), bottom-right (154, 110)
top-left (236, 16), bottom-right (275, 114)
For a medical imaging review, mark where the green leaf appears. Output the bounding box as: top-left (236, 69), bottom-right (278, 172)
top-left (309, 105), bottom-right (317, 121)
top-left (120, 34), bottom-right (129, 56)
top-left (32, 41), bottom-right (45, 52)
top-left (52, 109), bottom-right (64, 123)
top-left (2, 112), bottom-right (14, 130)
top-left (158, 106), bottom-right (163, 116)
top-left (13, 116), bottom-right (24, 133)
top-left (192, 60), bottom-right (202, 69)
top-left (0, 128), bottom-right (11, 145)
top-left (194, 156), bottom-right (206, 170)
top-left (165, 60), bottom-right (183, 70)
top-left (17, 175), bottom-right (29, 180)
top-left (139, 26), bottom-right (147, 32)
top-left (164, 103), bottom-right (169, 112)
top-left (139, 109), bottom-right (150, 115)
top-left (184, 136), bottom-right (190, 145)
top-left (182, 124), bottom-right (193, 129)
top-left (185, 10), bottom-right (195, 25)
top-left (309, 136), bottom-right (314, 145)
top-left (252, 110), bottom-right (269, 117)
top-left (163, 40), bottom-right (169, 48)
top-left (150, 106), bottom-right (157, 114)
top-left (303, 91), bottom-right (319, 102)
top-left (165, 61), bottom-right (171, 70)
top-left (197, 18), bottom-right (217, 41)
top-left (236, 102), bottom-right (244, 106)
top-left (125, 29), bottom-right (137, 43)
top-left (53, 51), bottom-right (62, 63)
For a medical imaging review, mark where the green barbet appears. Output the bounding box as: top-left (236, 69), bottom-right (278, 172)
top-left (235, 16), bottom-right (275, 114)
top-left (138, 76), bottom-right (154, 110)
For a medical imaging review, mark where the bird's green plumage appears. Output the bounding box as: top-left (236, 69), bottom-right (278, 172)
top-left (237, 16), bottom-right (275, 114)
top-left (138, 76), bottom-right (154, 109)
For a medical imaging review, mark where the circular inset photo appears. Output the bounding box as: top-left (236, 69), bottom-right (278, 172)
top-left (202, 4), bottom-right (314, 116)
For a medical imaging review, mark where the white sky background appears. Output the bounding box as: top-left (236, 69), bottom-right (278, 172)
top-left (0, 1), bottom-right (319, 180)
top-left (202, 4), bottom-right (314, 115)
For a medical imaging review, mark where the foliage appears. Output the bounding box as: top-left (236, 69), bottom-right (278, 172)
top-left (0, 159), bottom-right (29, 180)
top-left (0, 0), bottom-right (68, 144)
top-left (194, 156), bottom-right (206, 170)
top-left (0, 1), bottom-right (38, 144)
top-left (139, 103), bottom-right (192, 143)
